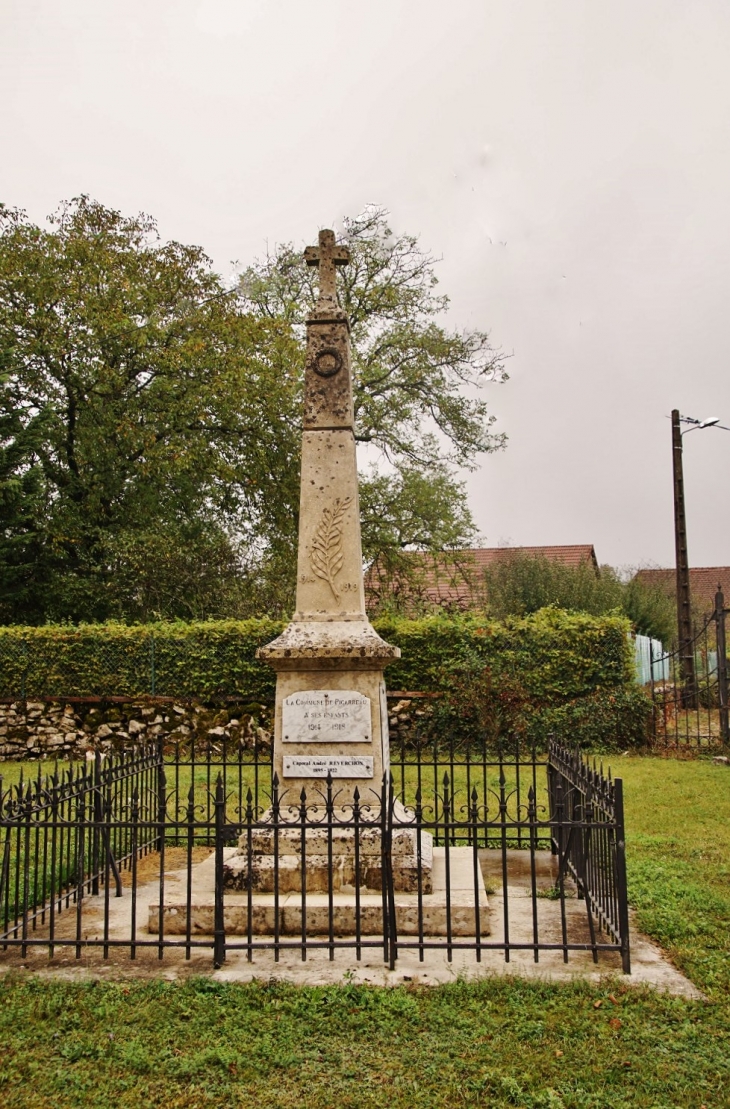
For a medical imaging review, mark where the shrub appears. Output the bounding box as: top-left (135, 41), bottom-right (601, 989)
top-left (529, 686), bottom-right (653, 751)
top-left (0, 619), bottom-right (285, 701)
top-left (0, 610), bottom-right (641, 749)
top-left (376, 608), bottom-right (633, 702)
top-left (0, 609), bottom-right (633, 703)
top-left (481, 553), bottom-right (676, 643)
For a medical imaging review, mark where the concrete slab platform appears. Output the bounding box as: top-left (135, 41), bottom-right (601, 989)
top-left (151, 847), bottom-right (489, 936)
top-left (0, 848), bottom-right (702, 998)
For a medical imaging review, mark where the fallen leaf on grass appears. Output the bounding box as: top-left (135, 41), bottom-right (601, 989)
top-left (609, 1018), bottom-right (622, 1030)
top-left (593, 1000), bottom-right (603, 1009)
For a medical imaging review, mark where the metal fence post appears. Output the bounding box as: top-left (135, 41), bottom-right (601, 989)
top-left (715, 587), bottom-right (729, 748)
top-left (91, 751), bottom-right (102, 896)
top-left (613, 778), bottom-right (631, 974)
top-left (213, 775), bottom-right (226, 968)
top-left (156, 760), bottom-right (166, 855)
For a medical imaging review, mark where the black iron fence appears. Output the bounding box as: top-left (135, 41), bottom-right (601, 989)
top-left (0, 737), bottom-right (630, 972)
top-left (646, 587), bottom-right (730, 749)
top-left (0, 747), bottom-right (161, 957)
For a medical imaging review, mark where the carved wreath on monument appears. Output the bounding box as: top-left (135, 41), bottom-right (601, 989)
top-left (312, 347), bottom-right (343, 377)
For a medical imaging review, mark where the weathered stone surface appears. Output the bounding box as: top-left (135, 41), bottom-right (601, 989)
top-left (228, 809), bottom-right (434, 895)
top-left (152, 846), bottom-right (484, 936)
top-left (237, 819), bottom-right (430, 860)
top-left (256, 229), bottom-right (401, 824)
top-left (259, 619), bottom-right (398, 665)
top-left (223, 852), bottom-right (432, 895)
top-left (0, 698), bottom-right (274, 761)
top-left (282, 690), bottom-right (370, 744)
top-left (269, 670), bottom-right (390, 797)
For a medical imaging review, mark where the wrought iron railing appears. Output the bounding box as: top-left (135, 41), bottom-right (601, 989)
top-left (547, 741), bottom-right (630, 972)
top-left (647, 588), bottom-right (730, 748)
top-left (0, 738), bottom-right (631, 972)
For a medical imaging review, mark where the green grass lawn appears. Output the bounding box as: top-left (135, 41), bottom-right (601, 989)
top-left (0, 756), bottom-right (727, 1108)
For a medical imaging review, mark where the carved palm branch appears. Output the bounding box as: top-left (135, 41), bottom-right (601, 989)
top-left (311, 497), bottom-right (353, 602)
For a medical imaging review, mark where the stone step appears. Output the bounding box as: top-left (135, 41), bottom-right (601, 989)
top-left (223, 851), bottom-right (432, 894)
top-left (150, 847), bottom-right (488, 937)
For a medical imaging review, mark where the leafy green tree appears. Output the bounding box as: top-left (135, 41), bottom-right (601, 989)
top-left (0, 369), bottom-right (52, 621)
top-left (0, 200), bottom-right (504, 622)
top-left (622, 572), bottom-right (677, 645)
top-left (0, 198), bottom-right (300, 622)
top-left (238, 205), bottom-right (505, 584)
top-left (482, 555), bottom-right (623, 619)
top-left (481, 553), bottom-right (676, 643)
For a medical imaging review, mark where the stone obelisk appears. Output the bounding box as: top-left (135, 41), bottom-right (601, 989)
top-left (257, 230), bottom-right (400, 805)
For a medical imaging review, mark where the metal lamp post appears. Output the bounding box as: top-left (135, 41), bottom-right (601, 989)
top-left (671, 410), bottom-right (727, 706)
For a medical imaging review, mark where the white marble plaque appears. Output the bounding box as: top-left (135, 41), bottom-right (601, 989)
top-left (282, 755), bottom-right (374, 779)
top-left (282, 690), bottom-right (371, 744)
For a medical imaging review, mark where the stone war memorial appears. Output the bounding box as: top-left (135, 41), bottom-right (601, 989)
top-left (259, 228), bottom-right (399, 800)
top-left (220, 229), bottom-right (441, 915)
top-left (0, 229), bottom-right (638, 983)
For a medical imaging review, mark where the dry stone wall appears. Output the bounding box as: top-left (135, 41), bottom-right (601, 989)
top-left (0, 700), bottom-right (272, 760)
top-left (0, 695), bottom-right (436, 761)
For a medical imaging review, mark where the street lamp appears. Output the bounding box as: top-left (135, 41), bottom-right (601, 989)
top-left (671, 409), bottom-right (730, 705)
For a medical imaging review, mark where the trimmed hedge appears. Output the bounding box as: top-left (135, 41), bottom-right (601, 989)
top-left (0, 619), bottom-right (284, 702)
top-left (530, 687), bottom-right (653, 751)
top-left (0, 608), bottom-right (633, 707)
top-left (379, 608), bottom-right (633, 703)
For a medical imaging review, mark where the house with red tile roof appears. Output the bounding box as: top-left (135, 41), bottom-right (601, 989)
top-left (633, 567), bottom-right (730, 617)
top-left (365, 545), bottom-right (599, 611)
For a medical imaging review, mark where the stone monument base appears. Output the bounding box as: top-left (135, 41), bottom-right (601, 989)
top-left (223, 804), bottom-right (433, 895)
top-left (150, 846), bottom-right (489, 937)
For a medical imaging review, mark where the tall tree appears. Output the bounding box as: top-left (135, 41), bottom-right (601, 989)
top-left (0, 201), bottom-right (505, 622)
top-left (239, 205), bottom-right (506, 587)
top-left (0, 198), bottom-right (300, 622)
top-left (0, 367), bottom-right (51, 621)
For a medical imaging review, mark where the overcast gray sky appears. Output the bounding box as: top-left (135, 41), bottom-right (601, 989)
top-left (3, 0), bottom-right (730, 571)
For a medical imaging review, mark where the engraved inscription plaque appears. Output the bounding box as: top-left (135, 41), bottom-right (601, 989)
top-left (282, 755), bottom-right (374, 779)
top-left (282, 690), bottom-right (370, 743)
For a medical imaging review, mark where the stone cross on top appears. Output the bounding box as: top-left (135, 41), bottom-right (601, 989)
top-left (304, 229), bottom-right (350, 310)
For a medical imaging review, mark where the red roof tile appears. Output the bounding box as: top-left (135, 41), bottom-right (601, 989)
top-left (634, 567), bottom-right (730, 615)
top-left (366, 545), bottom-right (599, 610)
